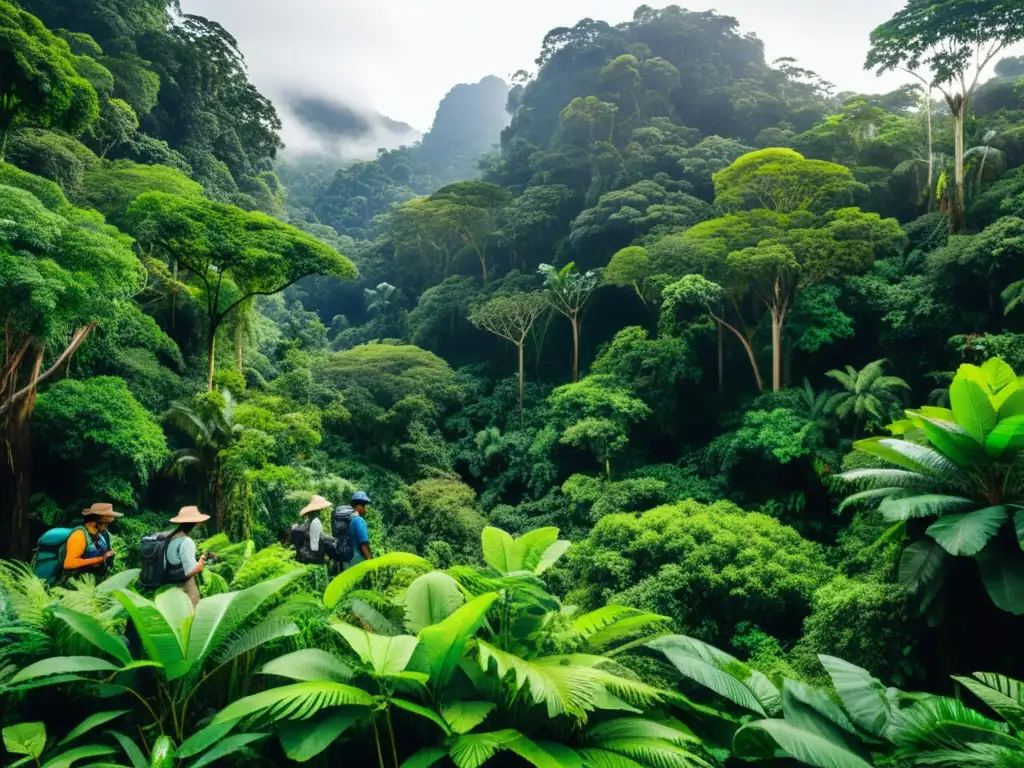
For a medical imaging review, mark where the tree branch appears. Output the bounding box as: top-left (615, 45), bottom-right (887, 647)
top-left (0, 324), bottom-right (96, 418)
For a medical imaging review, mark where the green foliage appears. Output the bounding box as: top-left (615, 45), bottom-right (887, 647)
top-left (562, 500), bottom-right (834, 647)
top-left (32, 376), bottom-right (167, 509)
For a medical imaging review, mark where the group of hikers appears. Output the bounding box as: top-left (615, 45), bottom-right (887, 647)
top-left (35, 490), bottom-right (374, 607)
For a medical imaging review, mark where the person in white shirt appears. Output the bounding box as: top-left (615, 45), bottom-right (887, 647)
top-left (299, 494), bottom-right (332, 563)
top-left (166, 505), bottom-right (210, 606)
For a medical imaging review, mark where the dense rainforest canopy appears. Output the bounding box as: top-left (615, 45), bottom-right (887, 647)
top-left (3, 0), bottom-right (1024, 766)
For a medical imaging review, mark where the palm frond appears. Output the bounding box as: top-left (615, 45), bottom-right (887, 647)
top-left (213, 617), bottom-right (300, 666)
top-left (212, 681), bottom-right (372, 725)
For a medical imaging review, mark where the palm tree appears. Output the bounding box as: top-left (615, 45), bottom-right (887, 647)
top-left (797, 378), bottom-right (834, 451)
top-left (365, 282), bottom-right (397, 317)
top-left (164, 389), bottom-right (245, 531)
top-left (825, 359), bottom-right (910, 438)
top-left (539, 263), bottom-right (601, 382)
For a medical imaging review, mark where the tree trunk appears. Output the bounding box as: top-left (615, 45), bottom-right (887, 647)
top-left (517, 342), bottom-right (525, 413)
top-left (714, 313), bottom-right (764, 392)
top-left (771, 307), bottom-right (783, 392)
top-left (207, 328), bottom-right (217, 392)
top-left (0, 347), bottom-right (44, 559)
top-left (235, 322), bottom-right (244, 373)
top-left (571, 316), bottom-right (580, 383)
top-left (717, 320), bottom-right (724, 394)
top-left (950, 98), bottom-right (967, 234)
top-left (925, 89), bottom-right (934, 211)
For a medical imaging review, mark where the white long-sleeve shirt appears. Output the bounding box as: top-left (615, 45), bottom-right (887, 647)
top-left (308, 516), bottom-right (323, 551)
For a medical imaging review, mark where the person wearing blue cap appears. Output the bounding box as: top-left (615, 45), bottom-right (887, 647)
top-left (345, 491), bottom-right (373, 569)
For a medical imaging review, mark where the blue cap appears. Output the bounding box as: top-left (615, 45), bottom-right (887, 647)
top-left (351, 491), bottom-right (371, 505)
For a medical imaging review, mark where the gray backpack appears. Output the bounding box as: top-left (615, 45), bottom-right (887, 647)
top-left (330, 506), bottom-right (355, 562)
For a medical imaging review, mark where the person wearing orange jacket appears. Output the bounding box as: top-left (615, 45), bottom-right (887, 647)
top-left (62, 502), bottom-right (122, 580)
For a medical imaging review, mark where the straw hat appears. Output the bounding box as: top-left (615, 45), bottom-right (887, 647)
top-left (82, 502), bottom-right (123, 519)
top-left (300, 494), bottom-right (332, 516)
top-left (169, 505), bottom-right (210, 524)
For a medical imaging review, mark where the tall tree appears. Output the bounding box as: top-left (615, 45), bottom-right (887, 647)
top-left (0, 166), bottom-right (144, 558)
top-left (0, 1), bottom-right (101, 159)
top-left (825, 359), bottom-right (910, 438)
top-left (539, 262), bottom-right (601, 382)
top-left (470, 293), bottom-right (547, 411)
top-left (125, 191), bottom-right (355, 390)
top-left (866, 0), bottom-right (1024, 233)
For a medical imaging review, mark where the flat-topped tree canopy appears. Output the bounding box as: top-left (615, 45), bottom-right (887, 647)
top-left (125, 191), bottom-right (356, 389)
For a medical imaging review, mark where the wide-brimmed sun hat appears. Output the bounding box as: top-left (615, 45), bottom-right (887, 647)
top-left (169, 505), bottom-right (210, 524)
top-left (82, 502), bottom-right (123, 520)
top-left (300, 494), bottom-right (332, 516)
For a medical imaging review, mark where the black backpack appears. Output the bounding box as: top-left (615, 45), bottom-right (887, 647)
top-left (330, 506), bottom-right (355, 562)
top-left (139, 531), bottom-right (187, 588)
top-left (290, 520), bottom-right (324, 565)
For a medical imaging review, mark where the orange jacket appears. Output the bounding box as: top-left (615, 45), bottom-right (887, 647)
top-left (63, 529), bottom-right (105, 571)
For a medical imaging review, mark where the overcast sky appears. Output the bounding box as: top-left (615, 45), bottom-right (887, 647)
top-left (178, 0), bottom-right (1001, 137)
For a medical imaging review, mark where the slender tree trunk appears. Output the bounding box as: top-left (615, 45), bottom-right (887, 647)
top-left (717, 320), bottom-right (724, 394)
top-left (771, 307), bottom-right (783, 393)
top-left (713, 312), bottom-right (764, 392)
top-left (517, 342), bottom-right (525, 413)
top-left (171, 260), bottom-right (178, 333)
top-left (950, 98), bottom-right (967, 234)
top-left (925, 89), bottom-right (934, 212)
top-left (207, 329), bottom-right (217, 392)
top-left (235, 322), bottom-right (244, 373)
top-left (571, 316), bottom-right (580, 383)
top-left (605, 457), bottom-right (611, 481)
top-left (1, 347), bottom-right (43, 559)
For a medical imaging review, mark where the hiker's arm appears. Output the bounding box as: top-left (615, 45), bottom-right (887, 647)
top-left (360, 542), bottom-right (372, 560)
top-left (353, 517), bottom-right (372, 560)
top-left (64, 530), bottom-right (105, 570)
top-left (180, 538), bottom-right (204, 576)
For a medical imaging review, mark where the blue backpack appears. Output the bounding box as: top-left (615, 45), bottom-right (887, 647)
top-left (32, 526), bottom-right (109, 585)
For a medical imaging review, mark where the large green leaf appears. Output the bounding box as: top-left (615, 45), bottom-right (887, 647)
top-left (647, 635), bottom-right (766, 715)
top-left (214, 617), bottom-right (300, 666)
top-left (898, 539), bottom-right (949, 595)
top-left (155, 588), bottom-right (194, 649)
top-left (443, 702), bottom-right (496, 735)
top-left (890, 695), bottom-right (1020, 753)
top-left (984, 415), bottom-right (1024, 458)
top-left (926, 506), bottom-right (1007, 556)
top-left (323, 553), bottom-right (430, 609)
top-left (879, 494), bottom-right (976, 522)
top-left (276, 708), bottom-right (364, 762)
top-left (260, 649), bottom-right (354, 683)
top-left (781, 681), bottom-right (868, 757)
top-left (572, 606), bottom-right (670, 653)
top-left (40, 744), bottom-right (115, 768)
top-left (175, 719), bottom-right (239, 758)
top-left (400, 747), bottom-right (448, 768)
top-left (952, 673), bottom-right (1024, 730)
top-left (515, 528), bottom-right (561, 573)
top-left (212, 682), bottom-right (373, 725)
top-left (915, 417), bottom-right (979, 468)
top-left (3, 723), bottom-right (46, 758)
top-left (52, 606), bottom-right (133, 666)
top-left (481, 527), bottom-right (517, 573)
top-left (976, 547), bottom-right (1024, 615)
top-left (96, 569), bottom-right (140, 594)
top-left (450, 729), bottom-right (560, 768)
top-left (112, 590), bottom-right (187, 680)
top-left (533, 540), bottom-right (571, 574)
top-left (1015, 510), bottom-right (1024, 550)
top-left (391, 698), bottom-right (452, 735)
top-left (818, 656), bottom-right (894, 738)
top-left (586, 717), bottom-right (699, 748)
top-left (415, 592), bottom-right (498, 692)
top-left (11, 656), bottom-right (120, 683)
top-left (950, 375), bottom-right (998, 443)
top-left (332, 623), bottom-right (418, 675)
top-left (733, 719), bottom-right (874, 768)
top-left (852, 437), bottom-right (958, 477)
top-left (478, 642), bottom-right (611, 720)
top-left (187, 570), bottom-right (300, 668)
top-left (189, 733), bottom-right (267, 768)
top-left (57, 711), bottom-right (129, 746)
top-left (982, 358), bottom-right (1017, 392)
top-left (404, 572), bottom-right (465, 633)
top-left (107, 730), bottom-right (147, 768)
top-left (998, 388), bottom-right (1024, 419)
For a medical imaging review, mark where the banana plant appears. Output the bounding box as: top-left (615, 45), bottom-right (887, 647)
top-left (3, 570), bottom-right (302, 743)
top-left (839, 357), bottom-right (1024, 615)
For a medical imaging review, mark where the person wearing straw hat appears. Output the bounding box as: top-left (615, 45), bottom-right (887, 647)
top-left (165, 506), bottom-right (210, 606)
top-left (298, 494), bottom-right (332, 564)
top-left (62, 503), bottom-right (122, 580)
